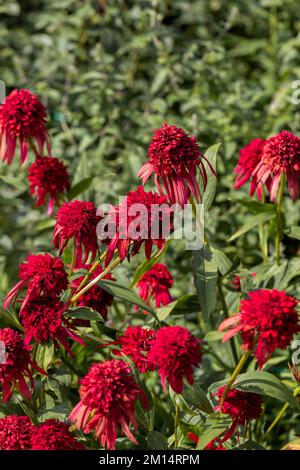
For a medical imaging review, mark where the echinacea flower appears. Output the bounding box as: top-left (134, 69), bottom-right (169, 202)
top-left (69, 359), bottom-right (141, 450)
top-left (138, 123), bottom-right (214, 207)
top-left (214, 386), bottom-right (263, 442)
top-left (28, 156), bottom-right (70, 215)
top-left (187, 433), bottom-right (227, 450)
top-left (0, 88), bottom-right (50, 164)
top-left (137, 263), bottom-right (173, 308)
top-left (4, 253), bottom-right (68, 313)
top-left (148, 326), bottom-right (202, 393)
top-left (234, 138), bottom-right (268, 199)
top-left (20, 297), bottom-right (85, 354)
top-left (219, 289), bottom-right (299, 368)
top-left (53, 200), bottom-right (100, 267)
top-left (115, 326), bottom-right (156, 373)
top-left (0, 415), bottom-right (34, 450)
top-left (30, 419), bottom-right (84, 450)
top-left (0, 328), bottom-right (45, 402)
top-left (72, 264), bottom-right (114, 321)
top-left (254, 130), bottom-right (300, 201)
top-left (101, 186), bottom-right (173, 266)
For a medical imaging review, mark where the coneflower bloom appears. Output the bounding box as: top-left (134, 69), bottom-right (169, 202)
top-left (0, 328), bottom-right (45, 402)
top-left (137, 263), bottom-right (173, 308)
top-left (0, 88), bottom-right (50, 164)
top-left (20, 297), bottom-right (85, 353)
top-left (4, 253), bottom-right (68, 313)
top-left (0, 415), bottom-right (34, 450)
top-left (115, 326), bottom-right (156, 373)
top-left (53, 200), bottom-right (100, 267)
top-left (187, 433), bottom-right (227, 450)
top-left (72, 264), bottom-right (114, 321)
top-left (30, 419), bottom-right (84, 450)
top-left (69, 360), bottom-right (141, 450)
top-left (214, 386), bottom-right (263, 441)
top-left (148, 326), bottom-right (202, 393)
top-left (101, 186), bottom-right (173, 266)
top-left (28, 156), bottom-right (70, 215)
top-left (219, 289), bottom-right (299, 368)
top-left (234, 138), bottom-right (268, 199)
top-left (254, 131), bottom-right (300, 201)
top-left (138, 123), bottom-right (213, 207)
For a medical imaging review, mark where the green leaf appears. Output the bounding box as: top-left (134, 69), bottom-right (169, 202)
top-left (192, 245), bottom-right (218, 323)
top-left (157, 295), bottom-right (201, 321)
top-left (234, 371), bottom-right (298, 406)
top-left (147, 431), bottom-right (168, 450)
top-left (97, 279), bottom-right (157, 318)
top-left (67, 306), bottom-right (104, 321)
top-left (235, 199), bottom-right (276, 214)
top-left (67, 177), bottom-right (95, 200)
top-left (211, 247), bottom-right (233, 276)
top-left (181, 384), bottom-right (214, 414)
top-left (34, 343), bottom-right (55, 371)
top-left (204, 330), bottom-right (224, 342)
top-left (196, 414), bottom-right (232, 449)
top-left (228, 212), bottom-right (275, 242)
top-left (285, 226), bottom-right (300, 241)
top-left (202, 143), bottom-right (220, 210)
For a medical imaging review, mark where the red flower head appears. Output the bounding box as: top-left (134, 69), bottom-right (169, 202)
top-left (234, 138), bottom-right (268, 199)
top-left (28, 156), bottom-right (70, 215)
top-left (30, 419), bottom-right (84, 450)
top-left (0, 328), bottom-right (44, 402)
top-left (116, 326), bottom-right (156, 373)
top-left (72, 264), bottom-right (114, 321)
top-left (19, 297), bottom-right (84, 354)
top-left (4, 253), bottom-right (68, 313)
top-left (0, 89), bottom-right (50, 164)
top-left (219, 289), bottom-right (299, 368)
top-left (0, 415), bottom-right (34, 450)
top-left (255, 131), bottom-right (300, 201)
top-left (137, 263), bottom-right (173, 308)
top-left (101, 186), bottom-right (173, 266)
top-left (187, 433), bottom-right (227, 451)
top-left (53, 200), bottom-right (100, 267)
top-left (138, 123), bottom-right (213, 207)
top-left (69, 359), bottom-right (141, 450)
top-left (148, 326), bottom-right (202, 393)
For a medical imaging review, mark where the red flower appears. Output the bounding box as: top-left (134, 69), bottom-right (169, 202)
top-left (255, 131), bottom-right (300, 201)
top-left (53, 200), bottom-right (100, 267)
top-left (0, 89), bottom-right (50, 164)
top-left (137, 263), bottom-right (173, 308)
top-left (69, 359), bottom-right (141, 450)
top-left (116, 326), bottom-right (156, 373)
top-left (234, 138), bottom-right (268, 199)
top-left (4, 253), bottom-right (68, 313)
top-left (187, 433), bottom-right (227, 450)
top-left (0, 328), bottom-right (45, 402)
top-left (0, 415), bottom-right (33, 450)
top-left (72, 264), bottom-right (114, 321)
top-left (219, 289), bottom-right (299, 367)
top-left (101, 186), bottom-right (173, 266)
top-left (214, 386), bottom-right (263, 442)
top-left (30, 419), bottom-right (84, 450)
top-left (28, 156), bottom-right (70, 215)
top-left (20, 297), bottom-right (84, 353)
top-left (138, 123), bottom-right (213, 207)
top-left (148, 326), bottom-right (202, 393)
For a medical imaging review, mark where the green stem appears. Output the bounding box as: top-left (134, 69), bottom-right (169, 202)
top-left (262, 386), bottom-right (300, 439)
top-left (69, 240), bottom-right (77, 277)
top-left (174, 403), bottom-right (180, 448)
top-left (275, 174), bottom-right (285, 266)
top-left (71, 256), bottom-right (121, 303)
top-left (259, 188), bottom-right (268, 263)
top-left (217, 276), bottom-right (239, 364)
top-left (220, 350), bottom-right (251, 410)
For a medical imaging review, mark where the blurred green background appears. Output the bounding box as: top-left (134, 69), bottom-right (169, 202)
top-left (0, 0), bottom-right (300, 292)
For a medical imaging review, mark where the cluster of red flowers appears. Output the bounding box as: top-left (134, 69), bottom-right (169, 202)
top-left (0, 416), bottom-right (83, 450)
top-left (234, 130), bottom-right (300, 201)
